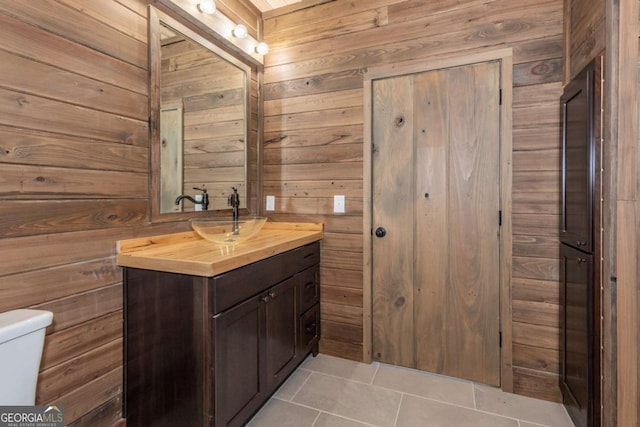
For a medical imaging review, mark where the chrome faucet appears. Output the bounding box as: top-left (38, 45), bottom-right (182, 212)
top-left (228, 187), bottom-right (240, 234)
top-left (175, 187), bottom-right (209, 211)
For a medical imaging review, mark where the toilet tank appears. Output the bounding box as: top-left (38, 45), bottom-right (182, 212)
top-left (0, 309), bottom-right (53, 405)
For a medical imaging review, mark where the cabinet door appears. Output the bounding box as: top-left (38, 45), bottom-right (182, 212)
top-left (561, 60), bottom-right (595, 251)
top-left (265, 275), bottom-right (298, 390)
top-left (213, 295), bottom-right (266, 427)
top-left (560, 245), bottom-right (594, 427)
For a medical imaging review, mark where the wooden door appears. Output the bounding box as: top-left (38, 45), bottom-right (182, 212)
top-left (372, 61), bottom-right (501, 386)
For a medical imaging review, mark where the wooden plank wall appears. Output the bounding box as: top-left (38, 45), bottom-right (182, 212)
top-left (563, 0), bottom-right (605, 83)
top-left (0, 0), bottom-right (260, 425)
top-left (262, 0), bottom-right (565, 402)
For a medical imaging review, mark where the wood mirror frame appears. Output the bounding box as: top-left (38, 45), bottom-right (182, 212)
top-left (148, 5), bottom-right (255, 222)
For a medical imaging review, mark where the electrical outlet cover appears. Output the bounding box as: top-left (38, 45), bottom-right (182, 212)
top-left (334, 195), bottom-right (345, 213)
top-left (266, 195), bottom-right (275, 211)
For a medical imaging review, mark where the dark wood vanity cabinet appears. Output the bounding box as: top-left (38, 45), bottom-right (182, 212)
top-left (124, 242), bottom-right (320, 427)
top-left (214, 275), bottom-right (299, 426)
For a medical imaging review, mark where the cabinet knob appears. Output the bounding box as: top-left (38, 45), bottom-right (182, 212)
top-left (261, 291), bottom-right (277, 303)
top-left (577, 257), bottom-right (587, 263)
top-left (576, 240), bottom-right (585, 246)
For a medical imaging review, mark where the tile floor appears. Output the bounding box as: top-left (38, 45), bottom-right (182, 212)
top-left (248, 354), bottom-right (575, 427)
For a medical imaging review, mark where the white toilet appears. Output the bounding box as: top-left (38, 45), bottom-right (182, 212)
top-left (0, 309), bottom-right (53, 405)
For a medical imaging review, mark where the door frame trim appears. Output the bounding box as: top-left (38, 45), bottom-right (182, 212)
top-left (362, 47), bottom-right (514, 391)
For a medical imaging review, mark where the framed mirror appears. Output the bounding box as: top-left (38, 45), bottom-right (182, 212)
top-left (149, 6), bottom-right (252, 222)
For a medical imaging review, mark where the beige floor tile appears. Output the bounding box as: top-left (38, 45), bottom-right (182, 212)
top-left (302, 354), bottom-right (379, 384)
top-left (247, 398), bottom-right (319, 427)
top-left (275, 368), bottom-right (312, 400)
top-left (474, 384), bottom-right (574, 427)
top-left (251, 355), bottom-right (578, 427)
top-left (313, 412), bottom-right (376, 427)
top-left (396, 394), bottom-right (519, 427)
top-left (372, 364), bottom-right (475, 408)
top-left (293, 372), bottom-right (402, 427)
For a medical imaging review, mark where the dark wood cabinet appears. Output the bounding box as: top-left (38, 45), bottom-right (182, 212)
top-left (561, 59), bottom-right (596, 252)
top-left (264, 276), bottom-right (299, 390)
top-left (560, 245), bottom-right (596, 427)
top-left (299, 304), bottom-right (320, 356)
top-left (559, 56), bottom-right (602, 427)
top-left (213, 293), bottom-right (266, 427)
top-left (298, 266), bottom-right (320, 356)
top-left (298, 266), bottom-right (320, 314)
top-left (124, 242), bottom-right (320, 427)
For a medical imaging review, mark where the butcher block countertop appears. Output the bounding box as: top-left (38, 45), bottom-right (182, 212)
top-left (116, 221), bottom-right (323, 277)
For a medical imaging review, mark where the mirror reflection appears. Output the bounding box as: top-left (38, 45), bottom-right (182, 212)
top-left (157, 22), bottom-right (248, 214)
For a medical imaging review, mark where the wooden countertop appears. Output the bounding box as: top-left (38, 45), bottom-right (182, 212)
top-left (116, 222), bottom-right (323, 277)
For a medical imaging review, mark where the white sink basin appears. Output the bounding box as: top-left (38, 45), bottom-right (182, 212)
top-left (190, 217), bottom-right (268, 245)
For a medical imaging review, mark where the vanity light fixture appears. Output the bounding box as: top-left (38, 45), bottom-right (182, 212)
top-left (255, 41), bottom-right (269, 55)
top-left (233, 23), bottom-right (248, 39)
top-left (197, 0), bottom-right (216, 14)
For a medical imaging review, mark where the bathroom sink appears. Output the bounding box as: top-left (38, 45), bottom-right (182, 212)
top-left (190, 217), bottom-right (268, 245)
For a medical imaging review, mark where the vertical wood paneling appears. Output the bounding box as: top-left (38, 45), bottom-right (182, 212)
top-left (371, 75), bottom-right (416, 368)
top-left (264, 0), bottom-right (564, 401)
top-left (603, 0), bottom-right (640, 424)
top-left (0, 0), bottom-right (261, 424)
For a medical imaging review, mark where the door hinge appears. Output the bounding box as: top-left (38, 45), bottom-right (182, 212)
top-left (499, 89), bottom-right (502, 105)
top-left (498, 210), bottom-right (502, 226)
top-left (499, 331), bottom-right (502, 348)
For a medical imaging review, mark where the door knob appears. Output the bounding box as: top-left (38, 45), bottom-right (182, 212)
top-left (375, 227), bottom-right (386, 238)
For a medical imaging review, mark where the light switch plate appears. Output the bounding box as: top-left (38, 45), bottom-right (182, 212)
top-left (334, 195), bottom-right (345, 213)
top-left (266, 195), bottom-right (275, 211)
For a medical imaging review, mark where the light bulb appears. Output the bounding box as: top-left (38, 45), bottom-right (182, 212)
top-left (256, 42), bottom-right (269, 55)
top-left (198, 0), bottom-right (216, 14)
top-left (233, 24), bottom-right (248, 39)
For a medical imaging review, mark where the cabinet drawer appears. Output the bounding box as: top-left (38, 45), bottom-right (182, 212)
top-left (298, 266), bottom-right (319, 314)
top-left (299, 305), bottom-right (320, 355)
top-left (298, 242), bottom-right (320, 270)
top-left (210, 248), bottom-right (300, 314)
